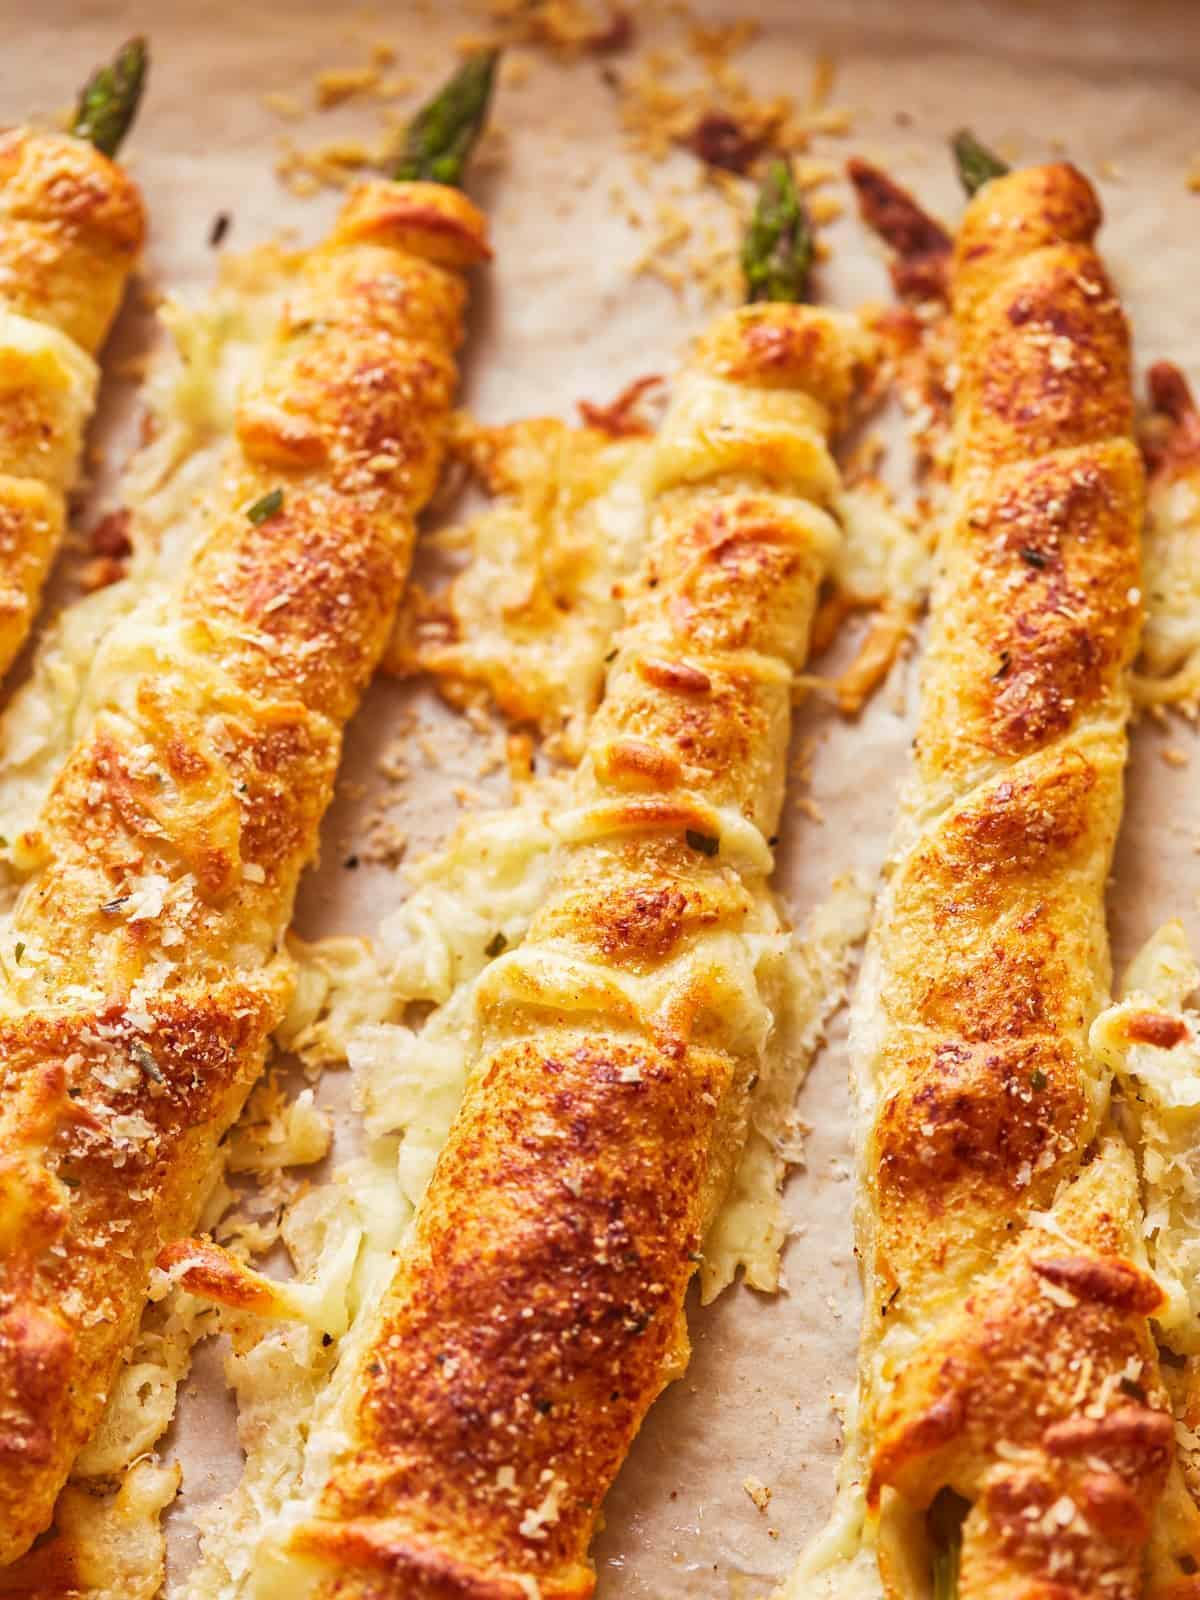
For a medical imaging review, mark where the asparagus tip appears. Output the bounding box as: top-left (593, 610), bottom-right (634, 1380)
top-left (951, 127), bottom-right (1009, 197)
top-left (71, 35), bottom-right (148, 159)
top-left (393, 47), bottom-right (501, 189)
top-left (741, 156), bottom-right (814, 305)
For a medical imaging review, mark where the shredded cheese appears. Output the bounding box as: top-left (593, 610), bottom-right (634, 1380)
top-left (395, 417), bottom-right (649, 760)
top-left (1091, 922), bottom-right (1200, 1350)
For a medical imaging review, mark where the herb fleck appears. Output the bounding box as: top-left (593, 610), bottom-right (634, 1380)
top-left (993, 649), bottom-right (1012, 680)
top-left (100, 895), bottom-right (130, 915)
top-left (1020, 547), bottom-right (1047, 569)
top-left (485, 931), bottom-right (508, 958)
top-left (246, 488), bottom-right (284, 525)
top-left (13, 942), bottom-right (23, 964)
top-left (209, 211), bottom-right (231, 247)
top-left (685, 829), bottom-right (719, 856)
top-left (604, 649), bottom-right (618, 664)
top-left (1030, 1067), bottom-right (1047, 1091)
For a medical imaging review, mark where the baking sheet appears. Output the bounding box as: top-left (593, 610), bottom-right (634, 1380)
top-left (7, 0), bottom-right (1200, 1593)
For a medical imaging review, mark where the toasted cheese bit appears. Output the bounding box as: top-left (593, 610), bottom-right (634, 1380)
top-left (744, 1474), bottom-right (773, 1513)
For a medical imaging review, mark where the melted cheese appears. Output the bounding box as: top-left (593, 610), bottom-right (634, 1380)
top-left (35, 1461), bottom-right (181, 1600)
top-left (1091, 922), bottom-right (1200, 1351)
top-left (404, 420), bottom-right (649, 760)
top-left (834, 484), bottom-right (928, 611)
top-left (776, 1389), bottom-right (884, 1599)
top-left (1134, 470), bottom-right (1200, 711)
top-left (702, 874), bottom-right (871, 1299)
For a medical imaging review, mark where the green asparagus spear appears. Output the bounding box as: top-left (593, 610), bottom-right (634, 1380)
top-left (71, 36), bottom-right (148, 159)
top-left (928, 1487), bottom-right (969, 1600)
top-left (952, 128), bottom-right (1010, 196)
top-left (393, 48), bottom-right (500, 189)
top-left (931, 1537), bottom-right (961, 1600)
top-left (742, 155), bottom-right (814, 304)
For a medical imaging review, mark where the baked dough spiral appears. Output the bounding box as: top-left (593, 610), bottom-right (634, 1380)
top-left (0, 178), bottom-right (487, 1564)
top-left (0, 129), bottom-right (145, 679)
top-left (815, 166), bottom-right (1166, 1600)
top-left (245, 303), bottom-right (875, 1600)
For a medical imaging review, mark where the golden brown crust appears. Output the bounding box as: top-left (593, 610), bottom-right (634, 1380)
top-left (917, 441), bottom-right (1142, 795)
top-left (0, 128), bottom-right (144, 353)
top-left (263, 307), bottom-right (873, 1595)
top-left (873, 1147), bottom-right (1172, 1600)
top-left (0, 128), bottom-right (145, 686)
top-left (0, 478), bottom-right (63, 680)
top-left (849, 165), bottom-right (1155, 1596)
top-left (0, 180), bottom-right (485, 1564)
top-left (332, 179), bottom-right (491, 268)
top-left (956, 244), bottom-right (1133, 475)
top-left (320, 1032), bottom-right (729, 1599)
top-left (951, 164), bottom-right (1101, 338)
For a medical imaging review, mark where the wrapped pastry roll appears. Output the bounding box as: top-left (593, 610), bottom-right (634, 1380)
top-left (796, 161), bottom-right (1165, 1598)
top-left (0, 42), bottom-right (148, 678)
top-left (0, 55), bottom-right (495, 1566)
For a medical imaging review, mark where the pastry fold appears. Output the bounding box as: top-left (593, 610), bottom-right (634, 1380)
top-left (245, 304), bottom-right (875, 1599)
top-left (0, 178), bottom-right (487, 1564)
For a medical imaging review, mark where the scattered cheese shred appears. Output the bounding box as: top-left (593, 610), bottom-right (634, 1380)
top-left (392, 415), bottom-right (650, 760)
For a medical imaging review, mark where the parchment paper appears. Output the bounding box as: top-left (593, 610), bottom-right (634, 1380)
top-left (6, 2), bottom-right (1200, 1594)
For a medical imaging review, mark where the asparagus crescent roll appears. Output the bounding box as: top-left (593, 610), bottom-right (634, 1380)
top-left (794, 157), bottom-right (1163, 1598)
top-left (0, 40), bottom-right (147, 679)
top-left (0, 54), bottom-right (496, 1565)
top-left (227, 163), bottom-right (875, 1600)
